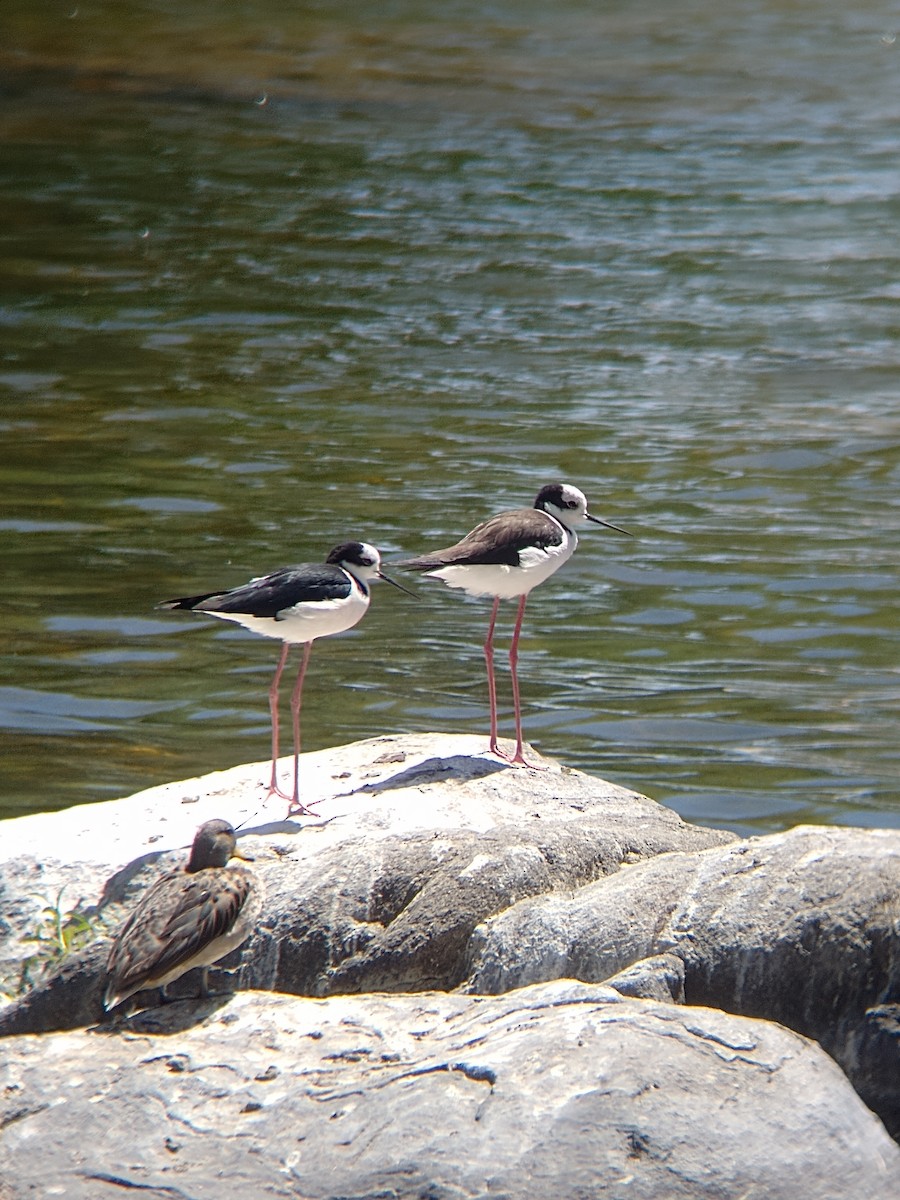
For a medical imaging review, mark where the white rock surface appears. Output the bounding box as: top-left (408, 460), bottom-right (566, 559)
top-left (3, 981), bottom-right (899, 1200)
top-left (0, 733), bottom-right (728, 1029)
top-left (0, 732), bottom-right (698, 867)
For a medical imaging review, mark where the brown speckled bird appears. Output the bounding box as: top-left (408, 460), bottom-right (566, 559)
top-left (103, 819), bottom-right (262, 1012)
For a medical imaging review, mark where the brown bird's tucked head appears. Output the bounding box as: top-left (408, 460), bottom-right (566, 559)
top-left (185, 819), bottom-right (253, 873)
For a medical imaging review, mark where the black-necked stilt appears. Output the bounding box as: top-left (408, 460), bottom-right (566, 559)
top-left (103, 819), bottom-right (260, 1012)
top-left (158, 542), bottom-right (412, 815)
top-left (399, 483), bottom-right (630, 767)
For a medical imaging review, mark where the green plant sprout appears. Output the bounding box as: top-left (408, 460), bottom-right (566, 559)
top-left (12, 887), bottom-right (105, 997)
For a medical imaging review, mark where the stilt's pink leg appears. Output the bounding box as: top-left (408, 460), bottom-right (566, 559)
top-left (484, 596), bottom-right (510, 760)
top-left (508, 593), bottom-right (543, 769)
top-left (508, 594), bottom-right (527, 763)
top-left (286, 641), bottom-right (318, 816)
top-left (266, 643), bottom-right (294, 801)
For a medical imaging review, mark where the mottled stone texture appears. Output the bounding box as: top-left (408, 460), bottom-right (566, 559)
top-left (0, 733), bottom-right (729, 1032)
top-left (3, 983), bottom-right (900, 1200)
top-left (466, 825), bottom-right (900, 1138)
top-left (1, 734), bottom-right (898, 1198)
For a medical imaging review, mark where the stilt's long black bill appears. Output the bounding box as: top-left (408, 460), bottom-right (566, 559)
top-left (379, 571), bottom-right (419, 597)
top-left (586, 514), bottom-right (633, 536)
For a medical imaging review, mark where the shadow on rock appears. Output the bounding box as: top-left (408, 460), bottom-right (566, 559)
top-left (349, 753), bottom-right (510, 795)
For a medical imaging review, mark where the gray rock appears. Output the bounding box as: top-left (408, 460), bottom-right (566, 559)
top-left (3, 733), bottom-right (899, 1187)
top-left (0, 734), bottom-right (730, 1034)
top-left (466, 824), bottom-right (900, 1138)
top-left (604, 952), bottom-right (686, 1003)
top-left (2, 981), bottom-right (899, 1200)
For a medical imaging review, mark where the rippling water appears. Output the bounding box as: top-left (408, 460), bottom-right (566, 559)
top-left (1, 1), bottom-right (898, 832)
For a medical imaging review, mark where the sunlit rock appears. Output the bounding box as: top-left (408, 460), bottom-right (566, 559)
top-left (0, 732), bottom-right (729, 1030)
top-left (466, 824), bottom-right (900, 1139)
top-left (2, 983), bottom-right (899, 1200)
top-left (1, 732), bottom-right (899, 1195)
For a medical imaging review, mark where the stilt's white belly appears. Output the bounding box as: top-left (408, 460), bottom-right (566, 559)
top-left (207, 590), bottom-right (370, 644)
top-left (429, 536), bottom-right (576, 599)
